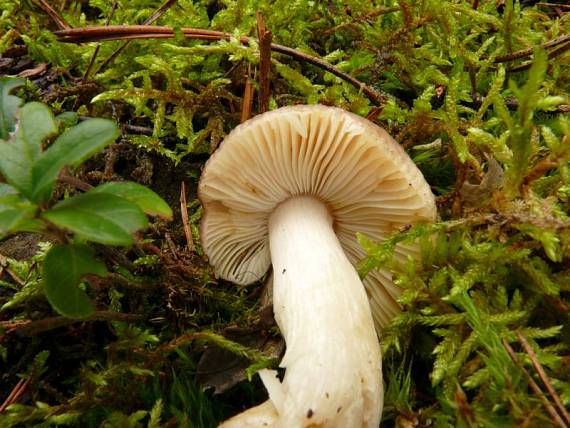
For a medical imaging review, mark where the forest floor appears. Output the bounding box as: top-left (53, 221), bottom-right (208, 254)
top-left (0, 1), bottom-right (569, 427)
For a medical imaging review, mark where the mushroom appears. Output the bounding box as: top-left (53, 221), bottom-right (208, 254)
top-left (199, 105), bottom-right (436, 427)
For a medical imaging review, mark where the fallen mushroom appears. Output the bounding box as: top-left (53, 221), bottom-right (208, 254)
top-left (199, 105), bottom-right (436, 427)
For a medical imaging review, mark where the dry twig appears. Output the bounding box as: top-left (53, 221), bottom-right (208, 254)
top-left (1, 311), bottom-right (146, 337)
top-left (503, 339), bottom-right (568, 428)
top-left (507, 39), bottom-right (570, 72)
top-left (320, 6), bottom-right (400, 36)
top-left (537, 3), bottom-right (570, 10)
top-left (78, 0), bottom-right (118, 94)
top-left (94, 0), bottom-right (179, 75)
top-left (58, 172), bottom-right (94, 192)
top-left (180, 182), bottom-right (194, 253)
top-left (516, 331), bottom-right (570, 426)
top-left (55, 25), bottom-right (388, 106)
top-left (495, 33), bottom-right (570, 63)
top-left (35, 0), bottom-right (71, 30)
top-left (240, 64), bottom-right (255, 122)
top-left (256, 12), bottom-right (272, 113)
top-left (0, 377), bottom-right (32, 412)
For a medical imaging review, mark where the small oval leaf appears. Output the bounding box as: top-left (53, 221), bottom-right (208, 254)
top-left (91, 181), bottom-right (173, 219)
top-left (43, 244), bottom-right (107, 318)
top-left (31, 118), bottom-right (119, 202)
top-left (0, 102), bottom-right (57, 198)
top-left (43, 192), bottom-right (148, 246)
top-left (0, 77), bottom-right (25, 140)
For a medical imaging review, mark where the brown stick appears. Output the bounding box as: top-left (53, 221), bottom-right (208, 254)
top-left (55, 25), bottom-right (388, 106)
top-left (3, 311), bottom-right (146, 337)
top-left (256, 12), bottom-right (272, 113)
top-left (320, 6), bottom-right (400, 36)
top-left (121, 124), bottom-right (153, 135)
top-left (524, 159), bottom-right (558, 185)
top-left (79, 0), bottom-right (118, 90)
top-left (537, 2), bottom-right (570, 10)
top-left (93, 0), bottom-right (179, 75)
top-left (179, 181), bottom-right (194, 253)
top-left (503, 339), bottom-right (568, 428)
top-left (516, 332), bottom-right (570, 425)
top-left (507, 39), bottom-right (570, 72)
top-left (2, 267), bottom-right (25, 286)
top-left (495, 34), bottom-right (570, 63)
top-left (0, 377), bottom-right (32, 412)
top-left (36, 0), bottom-right (71, 30)
top-left (145, 0), bottom-right (179, 25)
top-left (240, 64), bottom-right (255, 122)
top-left (58, 172), bottom-right (94, 192)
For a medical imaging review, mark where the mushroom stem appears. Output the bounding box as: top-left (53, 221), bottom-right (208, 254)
top-left (264, 195), bottom-right (382, 427)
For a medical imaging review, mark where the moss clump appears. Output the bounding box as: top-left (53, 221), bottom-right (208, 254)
top-left (0, 0), bottom-right (568, 426)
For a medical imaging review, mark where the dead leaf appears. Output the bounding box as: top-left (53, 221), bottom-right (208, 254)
top-left (17, 63), bottom-right (47, 78)
top-left (196, 322), bottom-right (283, 394)
top-left (460, 157), bottom-right (504, 205)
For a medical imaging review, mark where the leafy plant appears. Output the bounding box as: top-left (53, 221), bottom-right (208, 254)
top-left (358, 48), bottom-right (570, 425)
top-left (1, 0), bottom-right (569, 426)
top-left (0, 77), bottom-right (172, 318)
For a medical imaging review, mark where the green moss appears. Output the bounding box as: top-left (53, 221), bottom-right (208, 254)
top-left (0, 0), bottom-right (568, 426)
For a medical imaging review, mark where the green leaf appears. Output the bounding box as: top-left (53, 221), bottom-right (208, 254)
top-left (0, 77), bottom-right (25, 140)
top-left (18, 102), bottom-right (58, 159)
top-left (515, 224), bottom-right (562, 263)
top-left (0, 205), bottom-right (36, 238)
top-left (43, 244), bottom-right (107, 318)
top-left (505, 49), bottom-right (548, 196)
top-left (91, 182), bottom-right (173, 219)
top-left (274, 62), bottom-right (323, 98)
top-left (148, 399), bottom-right (163, 428)
top-left (0, 102), bottom-right (57, 198)
top-left (0, 209), bottom-right (29, 237)
top-left (42, 192), bottom-right (148, 246)
top-left (55, 111), bottom-right (78, 127)
top-left (0, 184), bottom-right (38, 237)
top-left (0, 183), bottom-right (18, 197)
top-left (31, 118), bottom-right (119, 202)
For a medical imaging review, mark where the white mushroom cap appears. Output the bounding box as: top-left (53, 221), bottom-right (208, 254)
top-left (199, 105), bottom-right (436, 329)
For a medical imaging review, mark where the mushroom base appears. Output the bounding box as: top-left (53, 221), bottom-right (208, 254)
top-left (239, 196), bottom-right (383, 427)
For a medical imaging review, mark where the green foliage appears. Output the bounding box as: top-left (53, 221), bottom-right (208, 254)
top-left (0, 78), bottom-right (25, 140)
top-left (30, 118), bottom-right (119, 202)
top-left (91, 182), bottom-right (173, 219)
top-left (362, 218), bottom-right (569, 425)
top-left (1, 0), bottom-right (569, 426)
top-left (0, 243), bottom-right (49, 312)
top-left (356, 30), bottom-right (569, 420)
top-left (43, 244), bottom-right (107, 318)
top-left (0, 79), bottom-right (171, 318)
top-left (44, 193), bottom-right (149, 247)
